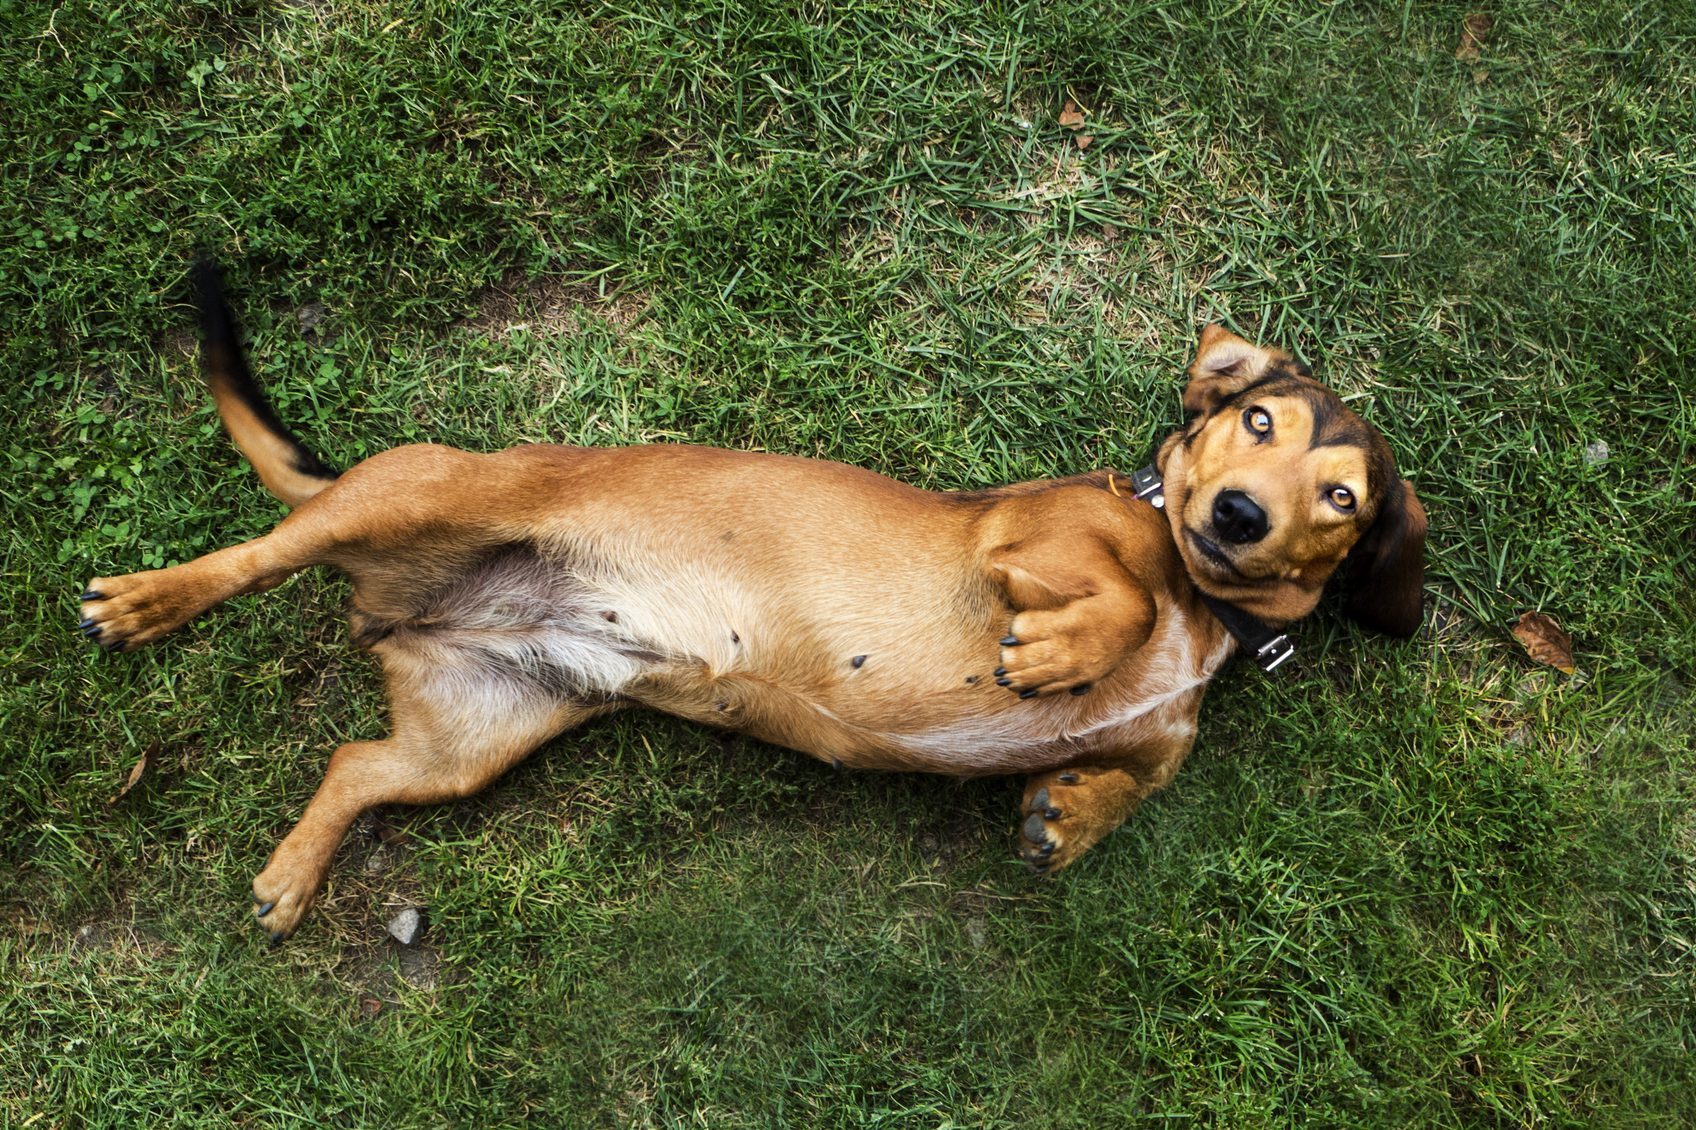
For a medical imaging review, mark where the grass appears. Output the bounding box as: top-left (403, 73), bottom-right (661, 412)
top-left (3, 0), bottom-right (1693, 1124)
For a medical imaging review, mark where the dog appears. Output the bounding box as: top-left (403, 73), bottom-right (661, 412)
top-left (78, 263), bottom-right (1426, 941)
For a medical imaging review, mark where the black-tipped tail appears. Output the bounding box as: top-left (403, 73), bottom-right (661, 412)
top-left (193, 257), bottom-right (339, 506)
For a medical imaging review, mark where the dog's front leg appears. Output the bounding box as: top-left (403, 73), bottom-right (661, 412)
top-left (987, 541), bottom-right (1155, 697)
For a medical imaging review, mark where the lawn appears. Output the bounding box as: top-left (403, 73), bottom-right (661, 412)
top-left (3, 0), bottom-right (1693, 1124)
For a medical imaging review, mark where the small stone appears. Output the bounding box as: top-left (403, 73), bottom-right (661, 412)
top-left (1583, 441), bottom-right (1609, 466)
top-left (296, 301), bottom-right (328, 338)
top-left (964, 917), bottom-right (989, 949)
top-left (386, 907), bottom-right (424, 946)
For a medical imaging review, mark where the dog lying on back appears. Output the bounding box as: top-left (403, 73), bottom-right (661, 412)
top-left (79, 264), bottom-right (1426, 941)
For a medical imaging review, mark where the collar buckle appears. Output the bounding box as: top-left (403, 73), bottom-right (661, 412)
top-left (1129, 465), bottom-right (1165, 509)
top-left (1255, 634), bottom-right (1295, 672)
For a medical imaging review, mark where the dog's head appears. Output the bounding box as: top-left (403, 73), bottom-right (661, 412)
top-left (1155, 325), bottom-right (1427, 636)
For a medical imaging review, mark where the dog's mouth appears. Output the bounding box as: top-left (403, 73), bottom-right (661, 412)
top-left (1184, 529), bottom-right (1244, 578)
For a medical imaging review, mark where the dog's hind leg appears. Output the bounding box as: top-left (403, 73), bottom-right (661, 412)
top-left (80, 531), bottom-right (320, 652)
top-left (79, 444), bottom-right (502, 651)
top-left (252, 647), bottom-right (612, 941)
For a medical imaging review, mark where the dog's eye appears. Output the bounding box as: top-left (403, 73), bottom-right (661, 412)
top-left (1244, 407), bottom-right (1272, 436)
top-left (1328, 486), bottom-right (1356, 511)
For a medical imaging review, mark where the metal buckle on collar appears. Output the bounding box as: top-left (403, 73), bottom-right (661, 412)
top-left (1255, 634), bottom-right (1295, 672)
top-left (1129, 466), bottom-right (1165, 509)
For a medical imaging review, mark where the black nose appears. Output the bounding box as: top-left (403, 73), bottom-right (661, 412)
top-left (1212, 490), bottom-right (1269, 544)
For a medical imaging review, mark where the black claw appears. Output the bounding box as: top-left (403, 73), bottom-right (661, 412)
top-left (1000, 635), bottom-right (1020, 647)
top-left (851, 654), bottom-right (866, 668)
top-left (1039, 841), bottom-right (1055, 857)
top-left (965, 675), bottom-right (978, 684)
top-left (1022, 812), bottom-right (1048, 843)
top-left (1032, 864), bottom-right (1052, 876)
top-left (1044, 806), bottom-right (1061, 820)
top-left (268, 931), bottom-right (284, 947)
top-left (256, 901), bottom-right (275, 917)
top-left (80, 590), bottom-right (105, 602)
top-left (1019, 689), bottom-right (1038, 699)
top-left (993, 666), bottom-right (1006, 677)
top-left (995, 678), bottom-right (1012, 687)
top-left (82, 623), bottom-right (103, 638)
top-left (1058, 772), bottom-right (1079, 784)
top-left (1070, 683), bottom-right (1091, 696)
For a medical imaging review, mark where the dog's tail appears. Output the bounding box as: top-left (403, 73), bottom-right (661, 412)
top-left (192, 258), bottom-right (339, 507)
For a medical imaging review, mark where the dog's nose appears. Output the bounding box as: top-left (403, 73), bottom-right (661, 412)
top-left (1212, 490), bottom-right (1269, 544)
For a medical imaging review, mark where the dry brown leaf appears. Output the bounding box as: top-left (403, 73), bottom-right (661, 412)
top-left (108, 741), bottom-right (158, 805)
top-left (1074, 134), bottom-right (1094, 151)
top-left (1058, 99), bottom-right (1087, 129)
top-left (1512, 611), bottom-right (1575, 674)
top-left (372, 812), bottom-right (413, 848)
top-left (1456, 13), bottom-right (1492, 60)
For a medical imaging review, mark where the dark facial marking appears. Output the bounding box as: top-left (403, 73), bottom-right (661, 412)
top-left (1301, 387), bottom-right (1375, 452)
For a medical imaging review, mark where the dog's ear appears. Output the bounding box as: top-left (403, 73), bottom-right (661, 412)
top-left (1183, 325), bottom-right (1276, 417)
top-left (1341, 478), bottom-right (1428, 638)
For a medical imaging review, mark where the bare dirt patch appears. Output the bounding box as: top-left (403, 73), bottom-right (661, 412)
top-left (466, 270), bottom-right (649, 338)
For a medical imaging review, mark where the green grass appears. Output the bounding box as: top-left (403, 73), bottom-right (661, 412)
top-left (4, 0), bottom-right (1694, 1124)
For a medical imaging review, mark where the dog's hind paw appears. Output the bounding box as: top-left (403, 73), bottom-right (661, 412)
top-left (76, 569), bottom-right (203, 652)
top-left (252, 857), bottom-right (323, 944)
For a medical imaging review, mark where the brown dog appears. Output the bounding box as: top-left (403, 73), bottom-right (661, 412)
top-left (79, 265), bottom-right (1426, 941)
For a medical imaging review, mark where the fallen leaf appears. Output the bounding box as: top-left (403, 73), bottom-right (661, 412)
top-left (1456, 12), bottom-right (1491, 60)
top-left (359, 997), bottom-right (384, 1019)
top-left (371, 812), bottom-right (413, 848)
top-left (1058, 99), bottom-right (1087, 129)
top-left (108, 742), bottom-right (158, 805)
top-left (1074, 134), bottom-right (1094, 151)
top-left (1512, 611), bottom-right (1575, 674)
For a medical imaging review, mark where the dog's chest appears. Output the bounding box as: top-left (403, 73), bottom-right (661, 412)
top-left (855, 608), bottom-right (1233, 773)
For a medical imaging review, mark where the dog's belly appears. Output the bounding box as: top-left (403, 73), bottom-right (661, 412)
top-left (374, 538), bottom-right (1224, 777)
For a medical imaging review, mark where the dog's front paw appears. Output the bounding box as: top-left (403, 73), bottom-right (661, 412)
top-left (1019, 783), bottom-right (1070, 873)
top-left (995, 609), bottom-right (1118, 698)
top-left (1018, 768), bottom-right (1141, 874)
top-left (77, 569), bottom-right (201, 652)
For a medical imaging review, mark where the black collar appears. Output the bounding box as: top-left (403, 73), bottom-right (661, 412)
top-left (1127, 464), bottom-right (1296, 674)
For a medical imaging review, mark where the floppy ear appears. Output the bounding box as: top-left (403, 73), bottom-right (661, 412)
top-left (1341, 479), bottom-right (1428, 638)
top-left (1183, 324), bottom-right (1276, 416)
